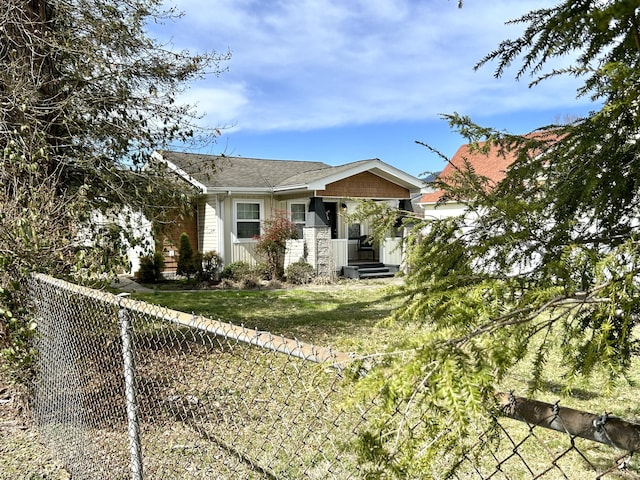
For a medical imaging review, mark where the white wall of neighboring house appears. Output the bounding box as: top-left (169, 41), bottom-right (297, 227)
top-left (421, 202), bottom-right (468, 220)
top-left (124, 210), bottom-right (154, 274)
top-left (87, 209), bottom-right (154, 275)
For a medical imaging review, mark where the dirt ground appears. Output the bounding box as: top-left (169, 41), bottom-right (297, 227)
top-left (0, 376), bottom-right (70, 479)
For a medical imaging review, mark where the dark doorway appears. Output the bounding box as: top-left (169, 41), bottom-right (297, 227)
top-left (324, 202), bottom-right (338, 239)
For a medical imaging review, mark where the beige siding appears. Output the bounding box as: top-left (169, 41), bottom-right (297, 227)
top-left (230, 242), bottom-right (258, 264)
top-left (199, 196), bottom-right (219, 254)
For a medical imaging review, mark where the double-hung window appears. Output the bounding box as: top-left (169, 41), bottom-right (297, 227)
top-left (235, 201), bottom-right (261, 239)
top-left (290, 203), bottom-right (306, 238)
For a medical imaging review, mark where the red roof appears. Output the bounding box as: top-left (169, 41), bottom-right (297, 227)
top-left (419, 141), bottom-right (515, 203)
top-left (418, 132), bottom-right (558, 204)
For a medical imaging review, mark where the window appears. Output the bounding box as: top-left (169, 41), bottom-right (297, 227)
top-left (290, 203), bottom-right (306, 238)
top-left (235, 201), bottom-right (261, 239)
top-left (348, 223), bottom-right (361, 240)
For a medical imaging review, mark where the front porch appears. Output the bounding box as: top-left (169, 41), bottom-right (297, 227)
top-left (330, 237), bottom-right (402, 266)
top-left (330, 237), bottom-right (403, 279)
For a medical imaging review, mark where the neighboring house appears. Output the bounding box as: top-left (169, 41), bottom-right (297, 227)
top-left (153, 151), bottom-right (426, 278)
top-left (417, 140), bottom-right (520, 219)
top-left (84, 208), bottom-right (153, 275)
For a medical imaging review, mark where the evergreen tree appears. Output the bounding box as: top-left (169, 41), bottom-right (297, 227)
top-left (176, 232), bottom-right (197, 279)
top-left (353, 1), bottom-right (640, 475)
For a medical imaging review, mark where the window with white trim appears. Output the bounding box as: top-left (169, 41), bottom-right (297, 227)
top-left (290, 202), bottom-right (306, 238)
top-left (235, 201), bottom-right (261, 239)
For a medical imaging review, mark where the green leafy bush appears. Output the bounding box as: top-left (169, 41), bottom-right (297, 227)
top-left (220, 261), bottom-right (252, 282)
top-left (285, 261), bottom-right (315, 285)
top-left (220, 261), bottom-right (269, 288)
top-left (136, 252), bottom-right (165, 283)
top-left (199, 250), bottom-right (222, 282)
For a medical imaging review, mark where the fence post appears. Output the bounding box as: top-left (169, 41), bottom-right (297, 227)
top-left (118, 296), bottom-right (143, 480)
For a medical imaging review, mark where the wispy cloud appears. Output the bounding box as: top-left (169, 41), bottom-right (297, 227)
top-left (158, 0), bottom-right (589, 133)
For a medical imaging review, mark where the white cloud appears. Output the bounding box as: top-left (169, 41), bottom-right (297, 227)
top-left (160, 0), bottom-right (591, 133)
top-left (178, 82), bottom-right (249, 129)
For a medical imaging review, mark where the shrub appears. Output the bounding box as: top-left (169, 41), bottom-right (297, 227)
top-left (176, 232), bottom-right (197, 279)
top-left (199, 250), bottom-right (222, 282)
top-left (240, 276), bottom-right (260, 290)
top-left (266, 279), bottom-right (283, 289)
top-left (219, 278), bottom-right (235, 289)
top-left (285, 260), bottom-right (315, 285)
top-left (220, 261), bottom-right (252, 282)
top-left (252, 262), bottom-right (270, 281)
top-left (254, 211), bottom-right (298, 280)
top-left (136, 252), bottom-right (164, 283)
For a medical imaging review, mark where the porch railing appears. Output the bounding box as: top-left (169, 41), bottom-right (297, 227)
top-left (331, 237), bottom-right (403, 269)
top-left (227, 237), bottom-right (403, 274)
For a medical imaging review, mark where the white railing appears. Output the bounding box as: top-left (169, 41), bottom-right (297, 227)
top-left (381, 238), bottom-right (403, 265)
top-left (332, 237), bottom-right (403, 268)
top-left (330, 239), bottom-right (348, 272)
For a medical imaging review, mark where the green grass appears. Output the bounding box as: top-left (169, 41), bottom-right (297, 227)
top-left (129, 283), bottom-right (640, 477)
top-left (132, 284), bottom-right (404, 352)
top-left (131, 285), bottom-right (640, 414)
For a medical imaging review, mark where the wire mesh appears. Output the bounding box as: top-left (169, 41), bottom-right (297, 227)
top-left (26, 274), bottom-right (640, 479)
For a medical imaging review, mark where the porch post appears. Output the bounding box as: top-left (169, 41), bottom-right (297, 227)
top-left (303, 226), bottom-right (332, 279)
top-left (396, 198), bottom-right (414, 274)
top-left (303, 197), bottom-right (332, 279)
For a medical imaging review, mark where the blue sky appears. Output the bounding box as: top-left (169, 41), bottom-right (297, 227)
top-left (152, 0), bottom-right (596, 178)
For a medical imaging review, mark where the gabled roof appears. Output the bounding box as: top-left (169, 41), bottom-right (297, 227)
top-left (418, 141), bottom-right (516, 204)
top-left (418, 131), bottom-right (561, 205)
top-left (155, 151), bottom-right (424, 194)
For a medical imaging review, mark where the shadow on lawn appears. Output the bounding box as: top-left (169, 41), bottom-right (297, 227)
top-left (132, 285), bottom-right (405, 347)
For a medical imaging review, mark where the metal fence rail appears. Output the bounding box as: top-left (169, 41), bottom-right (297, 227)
top-left (27, 274), bottom-right (640, 479)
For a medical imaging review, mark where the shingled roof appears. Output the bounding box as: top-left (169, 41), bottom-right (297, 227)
top-left (157, 151), bottom-right (331, 190)
top-left (157, 151), bottom-right (423, 194)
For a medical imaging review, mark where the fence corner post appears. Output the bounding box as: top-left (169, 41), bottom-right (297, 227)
top-left (118, 294), bottom-right (143, 480)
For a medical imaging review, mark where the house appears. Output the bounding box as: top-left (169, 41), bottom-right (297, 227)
top-left (417, 137), bottom-right (529, 218)
top-left (153, 151), bottom-right (426, 278)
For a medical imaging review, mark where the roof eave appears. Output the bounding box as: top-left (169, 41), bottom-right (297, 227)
top-left (152, 151), bottom-right (208, 194)
top-left (205, 186), bottom-right (275, 194)
top-left (307, 159), bottom-right (424, 193)
top-left (272, 184), bottom-right (311, 193)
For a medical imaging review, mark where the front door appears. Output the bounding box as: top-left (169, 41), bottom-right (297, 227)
top-left (324, 202), bottom-right (338, 239)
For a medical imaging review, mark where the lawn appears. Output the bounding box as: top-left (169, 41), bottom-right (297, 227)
top-left (5, 277), bottom-right (638, 479)
top-left (131, 282), bottom-right (405, 352)
top-left (129, 281), bottom-right (640, 477)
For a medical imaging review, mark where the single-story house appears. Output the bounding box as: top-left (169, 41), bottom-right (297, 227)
top-left (153, 151), bottom-right (426, 278)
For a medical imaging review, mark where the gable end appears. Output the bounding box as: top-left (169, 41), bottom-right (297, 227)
top-left (315, 171), bottom-right (410, 198)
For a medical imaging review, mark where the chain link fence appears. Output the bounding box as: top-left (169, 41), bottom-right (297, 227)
top-left (451, 392), bottom-right (640, 479)
top-left (27, 274), bottom-right (640, 479)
